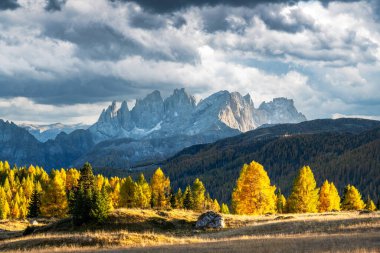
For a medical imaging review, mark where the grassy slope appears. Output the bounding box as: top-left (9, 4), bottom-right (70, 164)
top-left (0, 209), bottom-right (379, 253)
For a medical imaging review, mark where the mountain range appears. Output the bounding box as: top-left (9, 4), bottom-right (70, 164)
top-left (0, 88), bottom-right (306, 169)
top-left (20, 123), bottom-right (89, 142)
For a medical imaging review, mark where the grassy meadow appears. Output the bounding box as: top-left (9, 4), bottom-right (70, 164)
top-left (0, 209), bottom-right (379, 253)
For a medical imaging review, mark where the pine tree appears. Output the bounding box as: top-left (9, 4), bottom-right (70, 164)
top-left (27, 188), bottom-right (41, 218)
top-left (221, 203), bottom-right (230, 214)
top-left (341, 185), bottom-right (365, 210)
top-left (287, 166), bottom-right (319, 213)
top-left (72, 163), bottom-right (109, 225)
top-left (78, 162), bottom-right (95, 190)
top-left (89, 188), bottom-right (110, 222)
top-left (365, 195), bottom-right (376, 211)
top-left (40, 172), bottom-right (68, 218)
top-left (183, 186), bottom-right (193, 210)
top-left (231, 161), bottom-right (276, 215)
top-left (150, 168), bottom-right (171, 209)
top-left (276, 189), bottom-right (287, 214)
top-left (191, 178), bottom-right (206, 211)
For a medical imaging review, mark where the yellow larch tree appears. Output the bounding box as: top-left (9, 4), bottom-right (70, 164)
top-left (319, 180), bottom-right (341, 212)
top-left (287, 166), bottom-right (319, 213)
top-left (341, 185), bottom-right (365, 210)
top-left (40, 172), bottom-right (68, 218)
top-left (231, 161), bottom-right (276, 215)
top-left (150, 168), bottom-right (171, 209)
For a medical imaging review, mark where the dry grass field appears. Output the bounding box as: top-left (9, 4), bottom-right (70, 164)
top-left (0, 209), bottom-right (379, 253)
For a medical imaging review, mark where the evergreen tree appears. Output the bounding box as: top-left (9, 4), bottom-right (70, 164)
top-left (150, 168), bottom-right (171, 209)
top-left (231, 161), bottom-right (276, 215)
top-left (191, 178), bottom-right (206, 211)
top-left (221, 203), bottom-right (230, 214)
top-left (183, 186), bottom-right (193, 210)
top-left (341, 185), bottom-right (365, 210)
top-left (78, 162), bottom-right (95, 190)
top-left (90, 188), bottom-right (110, 222)
top-left (72, 163), bottom-right (109, 225)
top-left (27, 187), bottom-right (41, 218)
top-left (287, 166), bottom-right (319, 213)
top-left (365, 195), bottom-right (376, 211)
top-left (276, 189), bottom-right (287, 214)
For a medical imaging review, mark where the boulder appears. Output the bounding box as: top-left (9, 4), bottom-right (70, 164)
top-left (195, 211), bottom-right (225, 229)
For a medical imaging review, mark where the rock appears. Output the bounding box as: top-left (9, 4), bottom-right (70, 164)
top-left (195, 211), bottom-right (225, 229)
top-left (30, 220), bottom-right (38, 225)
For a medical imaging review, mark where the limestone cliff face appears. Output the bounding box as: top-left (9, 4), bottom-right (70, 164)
top-left (89, 88), bottom-right (306, 142)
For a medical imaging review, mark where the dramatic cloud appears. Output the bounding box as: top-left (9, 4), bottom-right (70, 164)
top-left (0, 0), bottom-right (19, 10)
top-left (0, 0), bottom-right (379, 124)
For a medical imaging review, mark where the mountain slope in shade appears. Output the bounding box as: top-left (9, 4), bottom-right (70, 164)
top-left (0, 120), bottom-right (94, 169)
top-left (149, 118), bottom-right (380, 204)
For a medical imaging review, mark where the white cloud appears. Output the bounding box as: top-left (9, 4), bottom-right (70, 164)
top-left (0, 0), bottom-right (379, 124)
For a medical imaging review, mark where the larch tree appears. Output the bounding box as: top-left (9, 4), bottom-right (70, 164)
top-left (40, 172), bottom-right (68, 218)
top-left (221, 203), bottom-right (230, 214)
top-left (341, 185), bottom-right (365, 210)
top-left (0, 187), bottom-right (10, 219)
top-left (136, 173), bottom-right (151, 209)
top-left (287, 166), bottom-right (319, 213)
top-left (150, 168), bottom-right (171, 209)
top-left (319, 180), bottom-right (341, 212)
top-left (365, 195), bottom-right (376, 211)
top-left (276, 189), bottom-right (287, 214)
top-left (191, 178), bottom-right (206, 211)
top-left (231, 161), bottom-right (276, 215)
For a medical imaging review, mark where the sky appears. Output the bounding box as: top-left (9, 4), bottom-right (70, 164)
top-left (0, 0), bottom-right (379, 124)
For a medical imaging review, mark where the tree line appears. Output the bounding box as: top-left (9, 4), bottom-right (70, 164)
top-left (0, 161), bottom-right (225, 223)
top-left (0, 160), bottom-right (377, 223)
top-left (232, 161), bottom-right (377, 215)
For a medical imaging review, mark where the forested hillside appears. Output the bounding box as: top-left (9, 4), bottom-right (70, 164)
top-left (158, 119), bottom-right (380, 204)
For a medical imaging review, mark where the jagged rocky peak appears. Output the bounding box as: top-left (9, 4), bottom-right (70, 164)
top-left (258, 97), bottom-right (307, 124)
top-left (164, 88), bottom-right (196, 118)
top-left (98, 100), bottom-right (118, 123)
top-left (131, 90), bottom-right (164, 129)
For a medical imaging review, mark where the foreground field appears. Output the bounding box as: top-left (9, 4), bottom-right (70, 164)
top-left (0, 209), bottom-right (379, 253)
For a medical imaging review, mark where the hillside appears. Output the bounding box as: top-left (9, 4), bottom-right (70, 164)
top-left (155, 118), bottom-right (380, 204)
top-left (1, 209), bottom-right (379, 252)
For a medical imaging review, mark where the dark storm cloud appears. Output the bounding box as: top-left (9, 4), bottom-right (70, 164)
top-left (113, 0), bottom-right (361, 13)
top-left (0, 75), bottom-right (142, 105)
top-left (45, 0), bottom-right (67, 11)
top-left (0, 0), bottom-right (19, 10)
top-left (42, 21), bottom-right (198, 63)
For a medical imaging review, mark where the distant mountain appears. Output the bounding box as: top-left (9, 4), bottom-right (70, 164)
top-left (147, 118), bottom-right (380, 204)
top-left (0, 88), bottom-right (307, 169)
top-left (0, 120), bottom-right (94, 169)
top-left (89, 88), bottom-right (306, 142)
top-left (20, 123), bottom-right (89, 142)
top-left (85, 89), bottom-right (306, 167)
